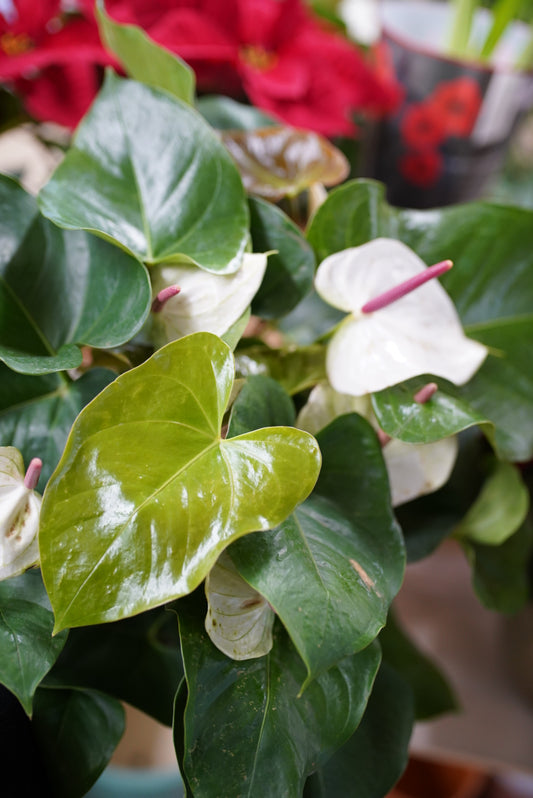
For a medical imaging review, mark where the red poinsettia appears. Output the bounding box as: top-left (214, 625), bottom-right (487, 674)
top-left (99, 0), bottom-right (402, 136)
top-left (432, 76), bottom-right (482, 137)
top-left (0, 0), bottom-right (110, 127)
top-left (399, 149), bottom-right (443, 187)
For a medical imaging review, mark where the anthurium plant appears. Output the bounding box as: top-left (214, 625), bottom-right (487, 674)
top-left (0, 8), bottom-right (532, 798)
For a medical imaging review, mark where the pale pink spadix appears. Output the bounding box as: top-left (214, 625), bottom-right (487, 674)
top-left (414, 383), bottom-right (439, 404)
top-left (361, 260), bottom-right (453, 314)
top-left (151, 285), bottom-right (181, 313)
top-left (314, 238), bottom-right (488, 396)
top-left (24, 458), bottom-right (42, 490)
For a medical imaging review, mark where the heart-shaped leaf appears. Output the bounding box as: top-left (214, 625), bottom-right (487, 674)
top-left (0, 175), bottom-right (151, 374)
top-left (372, 375), bottom-right (493, 444)
top-left (40, 333), bottom-right (321, 631)
top-left (306, 179), bottom-right (533, 460)
top-left (177, 595), bottom-right (380, 798)
top-left (32, 686), bottom-right (125, 798)
top-left (39, 73), bottom-right (249, 273)
top-left (0, 366), bottom-right (116, 489)
top-left (249, 197), bottom-right (315, 319)
top-left (96, 0), bottom-right (195, 104)
top-left (221, 126), bottom-right (349, 200)
top-left (303, 663), bottom-right (414, 798)
top-left (44, 608), bottom-right (181, 726)
top-left (0, 569), bottom-right (67, 715)
top-left (230, 412), bottom-right (405, 686)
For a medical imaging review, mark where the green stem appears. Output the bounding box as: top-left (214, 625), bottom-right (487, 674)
top-left (480, 0), bottom-right (522, 60)
top-left (448, 0), bottom-right (479, 57)
top-left (516, 29), bottom-right (533, 69)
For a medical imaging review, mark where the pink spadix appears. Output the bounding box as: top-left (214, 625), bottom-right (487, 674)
top-left (414, 382), bottom-right (438, 404)
top-left (151, 285), bottom-right (181, 313)
top-left (361, 260), bottom-right (453, 314)
top-left (24, 458), bottom-right (42, 490)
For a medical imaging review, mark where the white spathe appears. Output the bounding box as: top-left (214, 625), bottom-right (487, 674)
top-left (150, 252), bottom-right (267, 346)
top-left (314, 238), bottom-right (488, 396)
top-left (205, 551), bottom-right (274, 660)
top-left (296, 383), bottom-right (458, 507)
top-left (0, 447), bottom-right (41, 580)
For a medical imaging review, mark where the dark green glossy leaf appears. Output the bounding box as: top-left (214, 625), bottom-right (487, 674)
top-left (221, 126), bottom-right (349, 201)
top-left (453, 460), bottom-right (529, 546)
top-left (249, 197), bottom-right (315, 319)
top-left (0, 570), bottom-right (67, 715)
top-left (304, 663), bottom-right (414, 798)
top-left (307, 179), bottom-right (533, 460)
top-left (230, 414), bottom-right (405, 686)
top-left (462, 520), bottom-right (533, 613)
top-left (372, 375), bottom-right (492, 445)
top-left (39, 73), bottom-right (249, 273)
top-left (196, 95), bottom-right (276, 130)
top-left (40, 333), bottom-right (321, 630)
top-left (45, 608), bottom-right (181, 726)
top-left (227, 374), bottom-right (295, 437)
top-left (0, 175), bottom-right (151, 374)
top-left (177, 595), bottom-right (380, 798)
top-left (380, 611), bottom-right (457, 720)
top-left (235, 343), bottom-right (326, 395)
top-left (97, 1), bottom-right (195, 104)
top-left (278, 289), bottom-right (345, 345)
top-left (32, 686), bottom-right (125, 798)
top-left (0, 366), bottom-right (116, 490)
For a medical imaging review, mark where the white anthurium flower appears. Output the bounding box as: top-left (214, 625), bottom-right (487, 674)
top-left (205, 551), bottom-right (275, 660)
top-left (0, 447), bottom-right (42, 580)
top-left (314, 238), bottom-right (488, 396)
top-left (296, 383), bottom-right (458, 507)
top-left (150, 253), bottom-right (268, 346)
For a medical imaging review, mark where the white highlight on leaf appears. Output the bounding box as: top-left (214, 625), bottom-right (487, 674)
top-left (150, 253), bottom-right (267, 346)
top-left (0, 447), bottom-right (41, 580)
top-left (205, 551), bottom-right (274, 660)
top-left (297, 383), bottom-right (458, 506)
top-left (314, 238), bottom-right (488, 396)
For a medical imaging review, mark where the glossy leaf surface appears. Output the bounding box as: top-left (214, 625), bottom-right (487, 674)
top-left (0, 570), bottom-right (67, 715)
top-left (39, 74), bottom-right (249, 273)
top-left (227, 374), bottom-right (295, 437)
top-left (249, 197), bottom-right (315, 319)
top-left (0, 175), bottom-right (151, 374)
top-left (178, 595), bottom-right (380, 798)
top-left (40, 333), bottom-right (321, 630)
top-left (32, 686), bottom-right (125, 798)
top-left (372, 375), bottom-right (492, 444)
top-left (221, 126), bottom-right (349, 200)
top-left (97, 1), bottom-right (195, 104)
top-left (0, 367), bottom-right (116, 490)
top-left (45, 608), bottom-right (181, 726)
top-left (235, 343), bottom-right (326, 395)
top-left (304, 663), bottom-right (414, 798)
top-left (229, 382), bottom-right (404, 685)
top-left (196, 95), bottom-right (276, 130)
top-left (306, 179), bottom-right (533, 460)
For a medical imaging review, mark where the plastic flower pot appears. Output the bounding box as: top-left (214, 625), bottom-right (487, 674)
top-left (365, 0), bottom-right (533, 207)
top-left (387, 754), bottom-right (489, 798)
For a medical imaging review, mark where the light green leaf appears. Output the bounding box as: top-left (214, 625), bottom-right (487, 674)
top-left (454, 460), bottom-right (529, 545)
top-left (39, 73), bottom-right (249, 273)
top-left (96, 0), bottom-right (195, 104)
top-left (0, 570), bottom-right (67, 715)
top-left (0, 175), bottom-right (151, 374)
top-left (40, 333), bottom-right (321, 631)
top-left (177, 595), bottom-right (380, 798)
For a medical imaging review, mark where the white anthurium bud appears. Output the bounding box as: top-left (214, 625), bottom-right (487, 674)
top-left (314, 238), bottom-right (488, 396)
top-left (296, 383), bottom-right (458, 507)
top-left (205, 551), bottom-right (275, 660)
top-left (150, 253), bottom-right (268, 346)
top-left (0, 447), bottom-right (42, 580)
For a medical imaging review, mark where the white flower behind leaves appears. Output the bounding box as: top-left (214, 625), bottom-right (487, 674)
top-left (0, 447), bottom-right (42, 580)
top-left (205, 551), bottom-right (275, 660)
top-left (150, 253), bottom-right (268, 346)
top-left (314, 238), bottom-right (488, 396)
top-left (297, 383), bottom-right (457, 507)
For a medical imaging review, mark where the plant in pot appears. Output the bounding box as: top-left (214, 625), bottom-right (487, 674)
top-left (0, 4), bottom-right (533, 798)
top-left (365, 0), bottom-right (533, 207)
